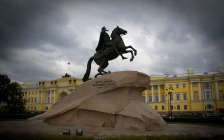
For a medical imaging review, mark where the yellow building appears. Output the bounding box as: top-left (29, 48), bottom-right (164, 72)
top-left (143, 70), bottom-right (224, 117)
top-left (21, 74), bottom-right (82, 112)
top-left (21, 71), bottom-right (224, 116)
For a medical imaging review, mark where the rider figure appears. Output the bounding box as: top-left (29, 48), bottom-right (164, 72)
top-left (96, 27), bottom-right (110, 52)
top-left (96, 27), bottom-right (127, 60)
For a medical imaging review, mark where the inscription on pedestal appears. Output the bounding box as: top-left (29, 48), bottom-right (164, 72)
top-left (93, 79), bottom-right (115, 88)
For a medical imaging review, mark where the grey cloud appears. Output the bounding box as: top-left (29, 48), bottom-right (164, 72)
top-left (0, 0), bottom-right (224, 82)
top-left (0, 0), bottom-right (70, 52)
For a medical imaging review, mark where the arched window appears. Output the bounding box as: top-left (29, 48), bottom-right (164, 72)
top-left (59, 92), bottom-right (68, 100)
top-left (45, 106), bottom-right (48, 111)
top-left (205, 104), bottom-right (214, 109)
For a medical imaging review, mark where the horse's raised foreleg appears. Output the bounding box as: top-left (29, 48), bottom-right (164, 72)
top-left (113, 45), bottom-right (127, 60)
top-left (122, 50), bottom-right (135, 62)
top-left (125, 45), bottom-right (137, 56)
top-left (120, 54), bottom-right (127, 60)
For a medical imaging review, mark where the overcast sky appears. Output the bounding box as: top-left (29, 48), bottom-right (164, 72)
top-left (0, 0), bottom-right (224, 82)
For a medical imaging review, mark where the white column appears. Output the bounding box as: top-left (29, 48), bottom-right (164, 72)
top-left (41, 91), bottom-right (43, 103)
top-left (144, 91), bottom-right (148, 103)
top-left (54, 90), bottom-right (56, 103)
top-left (37, 92), bottom-right (39, 103)
top-left (158, 85), bottom-right (161, 102)
top-left (190, 83), bottom-right (194, 101)
top-left (50, 90), bottom-right (52, 104)
top-left (198, 82), bottom-right (202, 100)
top-left (151, 85), bottom-right (154, 102)
top-left (215, 81), bottom-right (219, 100)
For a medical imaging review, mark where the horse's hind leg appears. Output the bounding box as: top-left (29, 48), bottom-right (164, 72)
top-left (95, 58), bottom-right (110, 78)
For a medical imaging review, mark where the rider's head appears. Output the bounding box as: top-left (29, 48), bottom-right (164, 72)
top-left (102, 27), bottom-right (109, 32)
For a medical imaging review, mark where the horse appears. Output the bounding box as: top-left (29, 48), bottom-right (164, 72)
top-left (82, 26), bottom-right (137, 82)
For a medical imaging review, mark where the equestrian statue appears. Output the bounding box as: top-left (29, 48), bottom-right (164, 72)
top-left (82, 26), bottom-right (137, 82)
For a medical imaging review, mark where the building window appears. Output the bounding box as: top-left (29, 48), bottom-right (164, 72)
top-left (176, 94), bottom-right (180, 100)
top-left (194, 91), bottom-right (198, 100)
top-left (205, 104), bottom-right (214, 109)
top-left (177, 105), bottom-right (180, 110)
top-left (162, 106), bottom-right (165, 110)
top-left (171, 105), bottom-right (173, 110)
top-left (203, 91), bottom-right (212, 100)
top-left (161, 85), bottom-right (164, 90)
top-left (183, 93), bottom-right (187, 100)
top-left (155, 106), bottom-right (158, 110)
top-left (182, 83), bottom-right (186, 88)
top-left (184, 105), bottom-right (187, 110)
top-left (46, 92), bottom-right (50, 103)
top-left (168, 84), bottom-right (173, 88)
top-left (45, 106), bottom-right (48, 111)
top-left (203, 82), bottom-right (212, 89)
top-left (47, 97), bottom-right (50, 103)
top-left (170, 93), bottom-right (173, 100)
top-left (219, 90), bottom-right (224, 99)
top-left (149, 96), bottom-right (152, 102)
top-left (175, 84), bottom-right (179, 89)
top-left (143, 95), bottom-right (146, 102)
top-left (161, 94), bottom-right (165, 102)
top-left (155, 95), bottom-right (158, 102)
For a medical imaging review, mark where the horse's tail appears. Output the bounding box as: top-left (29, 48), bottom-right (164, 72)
top-left (82, 56), bottom-right (94, 82)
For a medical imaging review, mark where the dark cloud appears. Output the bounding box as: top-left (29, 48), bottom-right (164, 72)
top-left (0, 0), bottom-right (224, 82)
top-left (0, 0), bottom-right (70, 55)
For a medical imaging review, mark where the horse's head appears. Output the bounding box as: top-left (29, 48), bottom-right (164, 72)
top-left (111, 26), bottom-right (127, 40)
top-left (116, 26), bottom-right (127, 35)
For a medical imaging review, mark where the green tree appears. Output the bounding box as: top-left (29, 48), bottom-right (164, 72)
top-left (0, 74), bottom-right (26, 113)
top-left (0, 74), bottom-right (10, 103)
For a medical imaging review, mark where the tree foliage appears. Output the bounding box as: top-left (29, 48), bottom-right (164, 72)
top-left (0, 74), bottom-right (26, 113)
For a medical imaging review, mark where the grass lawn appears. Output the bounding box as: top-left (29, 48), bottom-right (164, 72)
top-left (0, 132), bottom-right (224, 140)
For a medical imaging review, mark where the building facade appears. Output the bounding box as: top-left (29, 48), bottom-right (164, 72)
top-left (21, 71), bottom-right (224, 116)
top-left (143, 71), bottom-right (224, 117)
top-left (21, 75), bottom-right (82, 112)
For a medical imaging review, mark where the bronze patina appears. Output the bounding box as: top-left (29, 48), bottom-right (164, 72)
top-left (82, 26), bottom-right (137, 82)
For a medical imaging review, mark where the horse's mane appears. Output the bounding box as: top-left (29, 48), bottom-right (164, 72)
top-left (111, 28), bottom-right (117, 40)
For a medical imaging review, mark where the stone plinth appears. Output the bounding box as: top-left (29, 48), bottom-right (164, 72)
top-left (31, 71), bottom-right (166, 131)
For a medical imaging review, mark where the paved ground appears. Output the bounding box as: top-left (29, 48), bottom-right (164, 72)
top-left (0, 120), bottom-right (224, 137)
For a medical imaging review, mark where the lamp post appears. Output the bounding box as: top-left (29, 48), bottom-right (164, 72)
top-left (166, 87), bottom-right (174, 119)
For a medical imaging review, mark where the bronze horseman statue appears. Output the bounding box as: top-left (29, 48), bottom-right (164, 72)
top-left (82, 26), bottom-right (137, 82)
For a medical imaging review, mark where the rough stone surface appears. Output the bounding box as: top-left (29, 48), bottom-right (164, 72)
top-left (30, 71), bottom-right (166, 131)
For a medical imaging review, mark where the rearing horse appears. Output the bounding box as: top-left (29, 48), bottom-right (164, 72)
top-left (82, 26), bottom-right (137, 82)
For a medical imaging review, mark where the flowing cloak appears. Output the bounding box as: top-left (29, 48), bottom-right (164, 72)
top-left (96, 31), bottom-right (110, 51)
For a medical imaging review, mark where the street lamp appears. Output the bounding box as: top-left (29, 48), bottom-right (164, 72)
top-left (166, 87), bottom-right (174, 119)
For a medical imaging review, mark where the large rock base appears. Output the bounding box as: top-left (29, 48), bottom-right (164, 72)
top-left (31, 71), bottom-right (166, 131)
